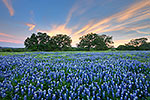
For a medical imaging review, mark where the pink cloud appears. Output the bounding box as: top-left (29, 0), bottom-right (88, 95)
top-left (2, 0), bottom-right (14, 16)
top-left (26, 23), bottom-right (36, 31)
top-left (0, 39), bottom-right (22, 44)
top-left (0, 32), bottom-right (15, 38)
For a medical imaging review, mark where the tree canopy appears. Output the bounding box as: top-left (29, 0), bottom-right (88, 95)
top-left (24, 32), bottom-right (149, 51)
top-left (117, 37), bottom-right (150, 50)
top-left (24, 33), bottom-right (38, 51)
top-left (24, 32), bottom-right (53, 51)
top-left (126, 38), bottom-right (148, 47)
top-left (52, 34), bottom-right (72, 50)
top-left (99, 34), bottom-right (114, 48)
top-left (139, 42), bottom-right (150, 50)
top-left (77, 33), bottom-right (113, 50)
top-left (24, 32), bottom-right (72, 51)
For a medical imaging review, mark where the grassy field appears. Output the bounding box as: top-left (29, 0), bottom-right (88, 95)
top-left (0, 51), bottom-right (150, 100)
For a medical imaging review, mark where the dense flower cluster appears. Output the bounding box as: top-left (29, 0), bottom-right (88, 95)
top-left (0, 51), bottom-right (150, 100)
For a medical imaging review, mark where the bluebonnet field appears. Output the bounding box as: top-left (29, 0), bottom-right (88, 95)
top-left (0, 51), bottom-right (150, 100)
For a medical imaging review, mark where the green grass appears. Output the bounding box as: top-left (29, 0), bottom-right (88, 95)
top-left (0, 52), bottom-right (26, 56)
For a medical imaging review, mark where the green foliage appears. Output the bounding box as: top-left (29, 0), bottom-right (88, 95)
top-left (0, 48), bottom-right (26, 52)
top-left (24, 33), bottom-right (72, 51)
top-left (24, 33), bottom-right (38, 51)
top-left (22, 32), bottom-right (150, 51)
top-left (36, 32), bottom-right (53, 51)
top-left (139, 42), bottom-right (150, 50)
top-left (99, 34), bottom-right (114, 48)
top-left (24, 32), bottom-right (53, 51)
top-left (116, 45), bottom-right (127, 50)
top-left (52, 34), bottom-right (72, 50)
top-left (127, 37), bottom-right (148, 47)
top-left (77, 33), bottom-right (113, 51)
top-left (117, 37), bottom-right (150, 50)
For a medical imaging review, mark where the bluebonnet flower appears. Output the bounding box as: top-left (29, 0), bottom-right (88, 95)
top-left (102, 91), bottom-right (105, 98)
top-left (15, 88), bottom-right (19, 93)
top-left (52, 94), bottom-right (56, 100)
top-left (58, 96), bottom-right (62, 100)
top-left (34, 93), bottom-right (37, 99)
top-left (21, 89), bottom-right (24, 95)
top-left (2, 92), bottom-right (6, 98)
top-left (41, 84), bottom-right (43, 89)
top-left (63, 93), bottom-right (67, 100)
top-left (24, 95), bottom-right (27, 100)
top-left (97, 96), bottom-right (101, 100)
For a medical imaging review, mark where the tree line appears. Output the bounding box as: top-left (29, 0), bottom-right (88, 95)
top-left (117, 38), bottom-right (150, 50)
top-left (24, 32), bottom-right (150, 51)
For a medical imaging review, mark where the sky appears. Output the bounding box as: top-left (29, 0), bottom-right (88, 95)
top-left (0, 0), bottom-right (150, 48)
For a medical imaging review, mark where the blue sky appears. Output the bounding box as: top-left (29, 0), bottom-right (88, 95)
top-left (0, 0), bottom-right (150, 47)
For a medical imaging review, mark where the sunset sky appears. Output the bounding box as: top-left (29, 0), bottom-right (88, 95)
top-left (0, 0), bottom-right (150, 48)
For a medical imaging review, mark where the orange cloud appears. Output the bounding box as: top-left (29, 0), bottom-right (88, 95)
top-left (2, 0), bottom-right (14, 16)
top-left (135, 30), bottom-right (150, 34)
top-left (73, 21), bottom-right (93, 35)
top-left (116, 0), bottom-right (150, 22)
top-left (85, 19), bottom-right (111, 33)
top-left (26, 23), bottom-right (36, 31)
top-left (128, 25), bottom-right (150, 30)
top-left (0, 33), bottom-right (14, 38)
top-left (37, 24), bottom-right (72, 36)
top-left (37, 24), bottom-right (81, 47)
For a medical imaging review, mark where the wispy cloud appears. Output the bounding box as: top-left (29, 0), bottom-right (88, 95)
top-left (64, 5), bottom-right (78, 26)
top-left (0, 39), bottom-right (22, 44)
top-left (0, 32), bottom-right (14, 38)
top-left (73, 21), bottom-right (94, 35)
top-left (0, 33), bottom-right (24, 44)
top-left (75, 0), bottom-right (150, 35)
top-left (116, 0), bottom-right (150, 22)
top-left (0, 32), bottom-right (24, 44)
top-left (2, 0), bottom-right (14, 16)
top-left (26, 23), bottom-right (36, 31)
top-left (64, 0), bottom-right (95, 27)
top-left (37, 24), bottom-right (73, 36)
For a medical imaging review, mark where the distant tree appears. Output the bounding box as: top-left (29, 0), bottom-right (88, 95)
top-left (126, 38), bottom-right (148, 47)
top-left (117, 37), bottom-right (149, 50)
top-left (24, 32), bottom-right (53, 51)
top-left (116, 45), bottom-right (127, 50)
top-left (139, 42), bottom-right (150, 50)
top-left (117, 45), bottom-right (136, 50)
top-left (0, 47), bottom-right (2, 52)
top-left (52, 34), bottom-right (72, 50)
top-left (125, 45), bottom-right (136, 50)
top-left (0, 46), bottom-right (2, 51)
top-left (77, 33), bottom-right (112, 51)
